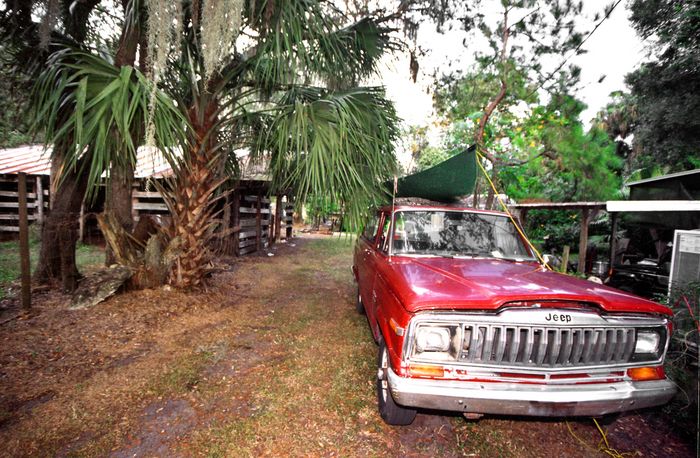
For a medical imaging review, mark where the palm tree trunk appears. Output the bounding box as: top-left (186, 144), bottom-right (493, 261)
top-left (105, 162), bottom-right (135, 265)
top-left (34, 148), bottom-right (90, 291)
top-left (166, 99), bottom-right (225, 288)
top-left (104, 0), bottom-right (143, 264)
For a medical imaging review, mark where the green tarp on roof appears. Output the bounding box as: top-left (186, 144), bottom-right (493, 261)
top-left (388, 146), bottom-right (477, 202)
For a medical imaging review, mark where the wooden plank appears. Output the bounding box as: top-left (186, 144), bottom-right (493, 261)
top-left (133, 202), bottom-right (168, 211)
top-left (239, 206), bottom-right (270, 214)
top-left (239, 245), bottom-right (258, 255)
top-left (0, 214), bottom-right (37, 220)
top-left (0, 202), bottom-right (37, 208)
top-left (239, 239), bottom-right (258, 248)
top-left (244, 195), bottom-right (270, 204)
top-left (239, 218), bottom-right (258, 228)
top-left (239, 230), bottom-right (258, 239)
top-left (0, 225), bottom-right (20, 232)
top-left (132, 190), bottom-right (163, 198)
top-left (0, 190), bottom-right (40, 198)
top-left (35, 176), bottom-right (44, 225)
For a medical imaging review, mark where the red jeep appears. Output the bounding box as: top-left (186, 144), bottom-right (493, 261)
top-left (352, 201), bottom-right (675, 425)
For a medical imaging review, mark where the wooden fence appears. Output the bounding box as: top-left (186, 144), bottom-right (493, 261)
top-left (127, 183), bottom-right (294, 256)
top-left (2, 174), bottom-right (294, 257)
top-left (0, 174), bottom-right (48, 233)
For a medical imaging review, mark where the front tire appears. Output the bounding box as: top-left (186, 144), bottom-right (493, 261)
top-left (355, 287), bottom-right (365, 314)
top-left (377, 338), bottom-right (417, 425)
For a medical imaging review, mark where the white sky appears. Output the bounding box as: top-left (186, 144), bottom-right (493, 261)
top-left (377, 1), bottom-right (645, 130)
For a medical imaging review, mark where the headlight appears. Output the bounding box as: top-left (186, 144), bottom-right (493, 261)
top-left (634, 331), bottom-right (660, 354)
top-left (412, 324), bottom-right (461, 361)
top-left (416, 327), bottom-right (450, 352)
top-left (631, 328), bottom-right (666, 362)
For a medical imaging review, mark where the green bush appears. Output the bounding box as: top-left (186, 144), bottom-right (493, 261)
top-left (661, 283), bottom-right (699, 440)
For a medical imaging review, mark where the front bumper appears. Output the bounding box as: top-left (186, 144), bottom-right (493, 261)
top-left (387, 368), bottom-right (676, 417)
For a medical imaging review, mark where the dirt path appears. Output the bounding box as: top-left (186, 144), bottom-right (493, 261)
top-left (0, 236), bottom-right (695, 456)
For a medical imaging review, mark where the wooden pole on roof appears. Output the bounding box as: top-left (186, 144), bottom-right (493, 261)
top-left (18, 173), bottom-right (31, 309)
top-left (578, 208), bottom-right (591, 275)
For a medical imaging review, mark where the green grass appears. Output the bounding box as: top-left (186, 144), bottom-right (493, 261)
top-left (0, 236), bottom-right (104, 299)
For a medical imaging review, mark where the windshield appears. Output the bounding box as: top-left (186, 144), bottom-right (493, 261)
top-left (392, 210), bottom-right (534, 260)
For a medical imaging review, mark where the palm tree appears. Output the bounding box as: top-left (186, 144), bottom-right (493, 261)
top-left (30, 0), bottom-right (400, 289)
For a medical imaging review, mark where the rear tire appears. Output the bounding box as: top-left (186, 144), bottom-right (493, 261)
top-left (355, 287), bottom-right (365, 314)
top-left (377, 338), bottom-right (417, 425)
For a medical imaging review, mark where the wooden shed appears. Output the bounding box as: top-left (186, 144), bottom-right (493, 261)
top-left (0, 145), bottom-right (50, 235)
top-left (0, 145), bottom-right (293, 254)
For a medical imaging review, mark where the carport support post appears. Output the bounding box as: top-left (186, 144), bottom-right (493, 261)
top-left (609, 212), bottom-right (618, 270)
top-left (577, 208), bottom-right (591, 274)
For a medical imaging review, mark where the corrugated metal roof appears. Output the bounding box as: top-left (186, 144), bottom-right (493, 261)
top-left (134, 146), bottom-right (174, 178)
top-left (627, 169), bottom-right (700, 187)
top-left (0, 145), bottom-right (53, 175)
top-left (0, 144), bottom-right (270, 181)
top-left (0, 144), bottom-right (175, 178)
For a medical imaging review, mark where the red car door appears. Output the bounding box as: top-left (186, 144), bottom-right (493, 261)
top-left (354, 211), bottom-right (382, 308)
top-left (362, 212), bottom-right (391, 332)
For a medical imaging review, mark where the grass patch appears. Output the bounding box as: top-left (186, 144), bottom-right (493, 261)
top-left (0, 237), bottom-right (104, 299)
top-left (149, 349), bottom-right (215, 397)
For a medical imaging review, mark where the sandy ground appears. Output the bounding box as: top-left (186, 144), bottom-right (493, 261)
top-left (0, 235), bottom-right (696, 457)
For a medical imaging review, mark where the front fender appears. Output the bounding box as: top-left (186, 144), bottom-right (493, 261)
top-left (374, 273), bottom-right (411, 373)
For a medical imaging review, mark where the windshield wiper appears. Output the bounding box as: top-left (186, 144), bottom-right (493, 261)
top-left (492, 255), bottom-right (538, 262)
top-left (451, 251), bottom-right (492, 259)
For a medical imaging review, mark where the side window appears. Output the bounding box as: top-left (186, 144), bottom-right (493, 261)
top-left (379, 214), bottom-right (392, 253)
top-left (362, 213), bottom-right (379, 242)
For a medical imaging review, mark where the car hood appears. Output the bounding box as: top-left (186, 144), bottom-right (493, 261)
top-left (384, 256), bottom-right (672, 316)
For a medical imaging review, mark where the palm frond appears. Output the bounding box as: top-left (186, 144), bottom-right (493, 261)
top-left (256, 86), bottom-right (399, 230)
top-left (31, 48), bottom-right (188, 195)
top-left (248, 0), bottom-right (397, 90)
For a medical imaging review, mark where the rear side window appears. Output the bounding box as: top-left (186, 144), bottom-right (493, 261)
top-left (362, 213), bottom-right (379, 242)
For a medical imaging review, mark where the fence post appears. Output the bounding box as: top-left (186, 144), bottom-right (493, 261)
top-left (232, 189), bottom-right (240, 256)
top-left (18, 173), bottom-right (31, 309)
top-left (255, 193), bottom-right (262, 252)
top-left (35, 176), bottom-right (44, 228)
top-left (560, 245), bottom-right (570, 274)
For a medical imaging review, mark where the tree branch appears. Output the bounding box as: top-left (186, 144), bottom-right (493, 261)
top-left (475, 7), bottom-right (510, 164)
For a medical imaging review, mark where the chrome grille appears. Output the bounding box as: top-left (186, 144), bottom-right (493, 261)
top-left (461, 325), bottom-right (637, 367)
